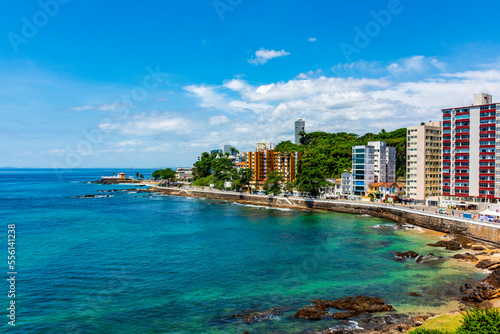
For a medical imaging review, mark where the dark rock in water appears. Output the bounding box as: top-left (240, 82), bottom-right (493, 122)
top-left (296, 296), bottom-right (394, 321)
top-left (415, 253), bottom-right (443, 264)
top-left (328, 296), bottom-right (394, 313)
top-left (215, 306), bottom-right (291, 324)
top-left (294, 305), bottom-right (329, 320)
top-left (476, 259), bottom-right (500, 269)
top-left (408, 292), bottom-right (422, 297)
top-left (331, 311), bottom-right (358, 319)
top-left (84, 195), bottom-right (96, 198)
top-left (427, 240), bottom-right (462, 251)
top-left (395, 250), bottom-right (419, 258)
top-left (453, 253), bottom-right (479, 262)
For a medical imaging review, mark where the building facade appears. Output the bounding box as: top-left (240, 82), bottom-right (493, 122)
top-left (367, 141), bottom-right (396, 183)
top-left (255, 141), bottom-right (276, 151)
top-left (295, 119), bottom-right (305, 145)
top-left (351, 145), bottom-right (375, 196)
top-left (442, 93), bottom-right (499, 204)
top-left (341, 172), bottom-right (352, 198)
top-left (244, 150), bottom-right (300, 186)
top-left (406, 121), bottom-right (442, 202)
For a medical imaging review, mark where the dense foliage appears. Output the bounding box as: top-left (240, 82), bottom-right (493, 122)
top-left (192, 150), bottom-right (254, 191)
top-left (409, 308), bottom-right (500, 334)
top-left (152, 168), bottom-right (176, 182)
top-left (456, 308), bottom-right (500, 334)
top-left (263, 171), bottom-right (284, 195)
top-left (289, 128), bottom-right (407, 196)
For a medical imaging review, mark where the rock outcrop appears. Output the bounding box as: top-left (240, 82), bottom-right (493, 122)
top-left (295, 296), bottom-right (394, 321)
top-left (462, 268), bottom-right (500, 303)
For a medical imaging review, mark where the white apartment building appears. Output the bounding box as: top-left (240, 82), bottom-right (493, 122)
top-left (406, 121), bottom-right (442, 203)
top-left (367, 141), bottom-right (396, 183)
top-left (341, 172), bottom-right (352, 198)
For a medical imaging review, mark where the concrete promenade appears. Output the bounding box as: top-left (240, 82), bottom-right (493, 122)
top-left (142, 183), bottom-right (500, 244)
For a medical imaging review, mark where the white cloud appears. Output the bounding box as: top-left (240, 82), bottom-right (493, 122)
top-left (308, 37), bottom-right (317, 42)
top-left (209, 115), bottom-right (230, 125)
top-left (70, 102), bottom-right (128, 111)
top-left (248, 48), bottom-right (290, 65)
top-left (182, 57), bottom-right (500, 151)
top-left (98, 112), bottom-right (194, 136)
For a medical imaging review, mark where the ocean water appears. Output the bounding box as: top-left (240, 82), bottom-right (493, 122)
top-left (0, 169), bottom-right (487, 333)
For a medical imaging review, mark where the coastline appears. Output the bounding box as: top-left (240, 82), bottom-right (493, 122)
top-left (139, 184), bottom-right (500, 246)
top-left (136, 184), bottom-right (500, 332)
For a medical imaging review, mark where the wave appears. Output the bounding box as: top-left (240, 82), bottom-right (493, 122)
top-left (232, 202), bottom-right (293, 211)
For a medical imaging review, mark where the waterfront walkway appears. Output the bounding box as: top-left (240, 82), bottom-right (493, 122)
top-left (142, 183), bottom-right (500, 231)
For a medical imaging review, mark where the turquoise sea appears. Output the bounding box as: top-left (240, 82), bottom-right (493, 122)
top-left (0, 169), bottom-right (487, 333)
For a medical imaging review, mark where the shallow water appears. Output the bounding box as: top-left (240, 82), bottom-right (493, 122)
top-left (0, 169), bottom-right (486, 333)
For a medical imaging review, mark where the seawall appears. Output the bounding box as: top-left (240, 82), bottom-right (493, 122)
top-left (146, 186), bottom-right (500, 246)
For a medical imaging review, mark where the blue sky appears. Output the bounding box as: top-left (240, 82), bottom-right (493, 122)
top-left (2, 0), bottom-right (500, 168)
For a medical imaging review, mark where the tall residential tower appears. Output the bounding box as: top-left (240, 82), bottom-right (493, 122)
top-left (295, 119), bottom-right (305, 145)
top-left (406, 121), bottom-right (442, 203)
top-left (441, 93), bottom-right (499, 204)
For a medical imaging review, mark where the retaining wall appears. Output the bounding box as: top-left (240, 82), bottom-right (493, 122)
top-left (148, 187), bottom-right (500, 245)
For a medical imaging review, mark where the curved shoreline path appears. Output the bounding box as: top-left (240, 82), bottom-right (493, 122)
top-left (142, 184), bottom-right (500, 246)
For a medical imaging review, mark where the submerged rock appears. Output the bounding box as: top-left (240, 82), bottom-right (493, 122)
top-left (453, 253), bottom-right (479, 262)
top-left (295, 305), bottom-right (329, 320)
top-left (296, 296), bottom-right (394, 321)
top-left (408, 292), bottom-right (422, 297)
top-left (215, 306), bottom-right (291, 324)
top-left (427, 240), bottom-right (462, 251)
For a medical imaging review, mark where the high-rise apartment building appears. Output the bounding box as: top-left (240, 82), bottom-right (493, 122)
top-left (406, 121), bottom-right (442, 202)
top-left (367, 141), bottom-right (396, 183)
top-left (351, 145), bottom-right (375, 196)
top-left (442, 93), bottom-right (499, 204)
top-left (295, 119), bottom-right (305, 145)
top-left (244, 150), bottom-right (301, 185)
top-left (351, 141), bottom-right (396, 196)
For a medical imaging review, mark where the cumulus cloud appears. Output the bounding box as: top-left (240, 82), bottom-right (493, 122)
top-left (308, 37), bottom-right (317, 42)
top-left (248, 48), bottom-right (290, 65)
top-left (98, 112), bottom-right (194, 136)
top-left (183, 57), bottom-right (500, 152)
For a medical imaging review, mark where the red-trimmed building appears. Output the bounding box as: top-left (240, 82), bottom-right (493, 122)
top-left (442, 93), bottom-right (498, 204)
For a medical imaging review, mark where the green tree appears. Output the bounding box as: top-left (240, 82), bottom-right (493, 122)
top-left (211, 157), bottom-right (236, 189)
top-left (234, 168), bottom-right (254, 192)
top-left (263, 171), bottom-right (284, 195)
top-left (139, 174), bottom-right (144, 179)
top-left (283, 181), bottom-right (294, 194)
top-left (193, 152), bottom-right (214, 179)
top-left (275, 140), bottom-right (299, 153)
top-left (152, 170), bottom-right (161, 180)
top-left (135, 171), bottom-right (139, 178)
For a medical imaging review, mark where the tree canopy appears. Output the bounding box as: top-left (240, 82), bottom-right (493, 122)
top-left (152, 168), bottom-right (177, 182)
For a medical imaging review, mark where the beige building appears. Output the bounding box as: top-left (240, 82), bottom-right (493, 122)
top-left (406, 121), bottom-right (442, 203)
